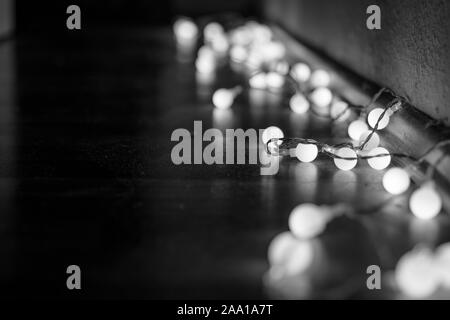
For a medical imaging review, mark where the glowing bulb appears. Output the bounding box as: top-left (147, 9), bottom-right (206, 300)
top-left (368, 108), bottom-right (390, 130)
top-left (395, 247), bottom-right (439, 298)
top-left (249, 73), bottom-right (267, 90)
top-left (289, 93), bottom-right (310, 114)
top-left (310, 69), bottom-right (331, 88)
top-left (230, 45), bottom-right (248, 63)
top-left (211, 34), bottom-right (229, 55)
top-left (203, 22), bottom-right (224, 44)
top-left (288, 204), bottom-right (330, 239)
top-left (268, 232), bottom-right (297, 266)
top-left (435, 242), bottom-right (450, 288)
top-left (409, 184), bottom-right (442, 220)
top-left (358, 131), bottom-right (380, 150)
top-left (265, 72), bottom-right (285, 89)
top-left (283, 241), bottom-right (314, 275)
top-left (367, 147), bottom-right (391, 170)
top-left (334, 147), bottom-right (358, 171)
top-left (382, 168), bottom-right (410, 195)
top-left (262, 126), bottom-right (284, 145)
top-left (261, 41), bottom-right (286, 63)
top-left (348, 120), bottom-right (369, 141)
top-left (329, 101), bottom-right (350, 121)
top-left (271, 60), bottom-right (289, 75)
top-left (291, 63), bottom-right (311, 83)
top-left (310, 87), bottom-right (333, 108)
top-left (173, 18), bottom-right (198, 44)
top-left (212, 89), bottom-right (235, 109)
top-left (296, 144), bottom-right (318, 163)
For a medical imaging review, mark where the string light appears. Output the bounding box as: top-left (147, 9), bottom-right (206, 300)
top-left (173, 17), bottom-right (199, 45)
top-left (288, 204), bottom-right (332, 239)
top-left (212, 87), bottom-right (241, 109)
top-left (348, 120), bottom-right (369, 141)
top-left (267, 231), bottom-right (297, 266)
top-left (230, 45), bottom-right (248, 63)
top-left (330, 101), bottom-right (350, 122)
top-left (262, 126), bottom-right (284, 145)
top-left (290, 63), bottom-right (311, 83)
top-left (409, 183), bottom-right (442, 220)
top-left (295, 143), bottom-right (318, 163)
top-left (358, 131), bottom-right (380, 150)
top-left (249, 73), bottom-right (267, 90)
top-left (367, 147), bottom-right (391, 170)
top-left (203, 22), bottom-right (224, 44)
top-left (265, 72), bottom-right (285, 90)
top-left (435, 243), bottom-right (450, 288)
top-left (310, 69), bottom-right (331, 88)
top-left (334, 148), bottom-right (358, 171)
top-left (289, 93), bottom-right (310, 114)
top-left (368, 107), bottom-right (390, 130)
top-left (382, 168), bottom-right (410, 195)
top-left (310, 87), bottom-right (333, 108)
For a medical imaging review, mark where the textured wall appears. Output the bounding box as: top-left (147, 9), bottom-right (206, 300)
top-left (264, 0), bottom-right (450, 124)
top-left (0, 0), bottom-right (13, 38)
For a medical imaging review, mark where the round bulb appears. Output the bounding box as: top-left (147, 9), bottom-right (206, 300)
top-left (348, 120), bottom-right (369, 141)
top-left (211, 34), bottom-right (229, 54)
top-left (288, 204), bottom-right (330, 239)
top-left (330, 101), bottom-right (350, 121)
top-left (334, 148), bottom-right (358, 171)
top-left (395, 247), bottom-right (439, 298)
top-left (265, 72), bottom-right (285, 89)
top-left (310, 69), bottom-right (331, 88)
top-left (212, 89), bottom-right (235, 109)
top-left (268, 232), bottom-right (297, 266)
top-left (261, 41), bottom-right (286, 63)
top-left (435, 242), bottom-right (450, 288)
top-left (409, 184), bottom-right (442, 220)
top-left (367, 147), bottom-right (391, 170)
top-left (283, 241), bottom-right (314, 276)
top-left (262, 126), bottom-right (284, 144)
top-left (291, 63), bottom-right (311, 83)
top-left (382, 168), bottom-right (410, 195)
top-left (230, 45), bottom-right (248, 63)
top-left (310, 87), bottom-right (333, 108)
top-left (203, 22), bottom-right (224, 44)
top-left (173, 18), bottom-right (198, 44)
top-left (272, 60), bottom-right (290, 75)
top-left (296, 143), bottom-right (318, 163)
top-left (249, 73), bottom-right (267, 90)
top-left (368, 108), bottom-right (390, 130)
top-left (358, 131), bottom-right (380, 150)
top-left (289, 93), bottom-right (310, 114)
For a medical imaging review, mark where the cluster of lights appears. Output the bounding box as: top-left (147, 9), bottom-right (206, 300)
top-left (174, 18), bottom-right (448, 298)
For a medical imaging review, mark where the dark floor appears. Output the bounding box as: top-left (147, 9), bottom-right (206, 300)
top-left (0, 27), bottom-right (449, 299)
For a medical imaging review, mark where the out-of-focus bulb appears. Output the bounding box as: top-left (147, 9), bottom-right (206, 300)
top-left (348, 120), bottom-right (369, 141)
top-left (268, 231), bottom-right (297, 266)
top-left (261, 41), bottom-right (286, 63)
top-left (368, 108), bottom-right (390, 130)
top-left (409, 183), bottom-right (442, 220)
top-left (230, 45), bottom-right (248, 63)
top-left (288, 204), bottom-right (331, 239)
top-left (395, 247), bottom-right (440, 298)
top-left (310, 69), bottom-right (331, 88)
top-left (203, 22), bottom-right (224, 44)
top-left (265, 72), bottom-right (285, 89)
top-left (435, 242), bottom-right (450, 288)
top-left (291, 63), bottom-right (311, 83)
top-left (382, 168), bottom-right (410, 195)
top-left (262, 126), bottom-right (284, 144)
top-left (334, 147), bottom-right (358, 171)
top-left (367, 147), bottom-right (391, 170)
top-left (283, 241), bottom-right (314, 276)
top-left (289, 93), bottom-right (310, 114)
top-left (358, 131), bottom-right (380, 150)
top-left (271, 60), bottom-right (290, 75)
top-left (173, 17), bottom-right (198, 44)
top-left (211, 34), bottom-right (229, 55)
top-left (296, 144), bottom-right (318, 163)
top-left (330, 101), bottom-right (350, 121)
top-left (249, 73), bottom-right (267, 90)
top-left (212, 88), bottom-right (235, 109)
top-left (310, 87), bottom-right (333, 108)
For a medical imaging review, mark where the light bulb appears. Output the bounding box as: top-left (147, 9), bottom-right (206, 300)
top-left (310, 87), bottom-right (333, 108)
top-left (334, 147), bottom-right (358, 171)
top-left (296, 143), bottom-right (318, 163)
top-left (382, 168), bottom-right (410, 195)
top-left (291, 63), bottom-right (311, 83)
top-left (367, 147), bottom-right (391, 170)
top-left (268, 231), bottom-right (297, 266)
top-left (230, 45), bottom-right (248, 63)
top-left (203, 22), bottom-right (224, 44)
top-left (310, 69), bottom-right (331, 88)
top-left (283, 241), bottom-right (314, 276)
top-left (435, 242), bottom-right (450, 288)
top-left (395, 247), bottom-right (439, 298)
top-left (249, 73), bottom-right (267, 90)
top-left (173, 18), bottom-right (198, 44)
top-left (330, 101), bottom-right (350, 121)
top-left (265, 72), bottom-right (285, 89)
top-left (289, 93), bottom-right (310, 114)
top-left (271, 60), bottom-right (290, 75)
top-left (348, 120), bottom-right (369, 141)
top-left (409, 183), bottom-right (442, 220)
top-left (368, 108), bottom-right (390, 130)
top-left (211, 34), bottom-right (229, 55)
top-left (262, 126), bottom-right (284, 145)
top-left (261, 41), bottom-right (286, 63)
top-left (358, 131), bottom-right (380, 150)
top-left (212, 89), bottom-right (235, 109)
top-left (288, 204), bottom-right (331, 239)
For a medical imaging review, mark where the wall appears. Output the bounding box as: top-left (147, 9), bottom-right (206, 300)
top-left (0, 0), bottom-right (13, 38)
top-left (264, 0), bottom-right (450, 125)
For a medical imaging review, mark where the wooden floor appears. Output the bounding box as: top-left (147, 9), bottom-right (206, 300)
top-left (0, 27), bottom-right (449, 299)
